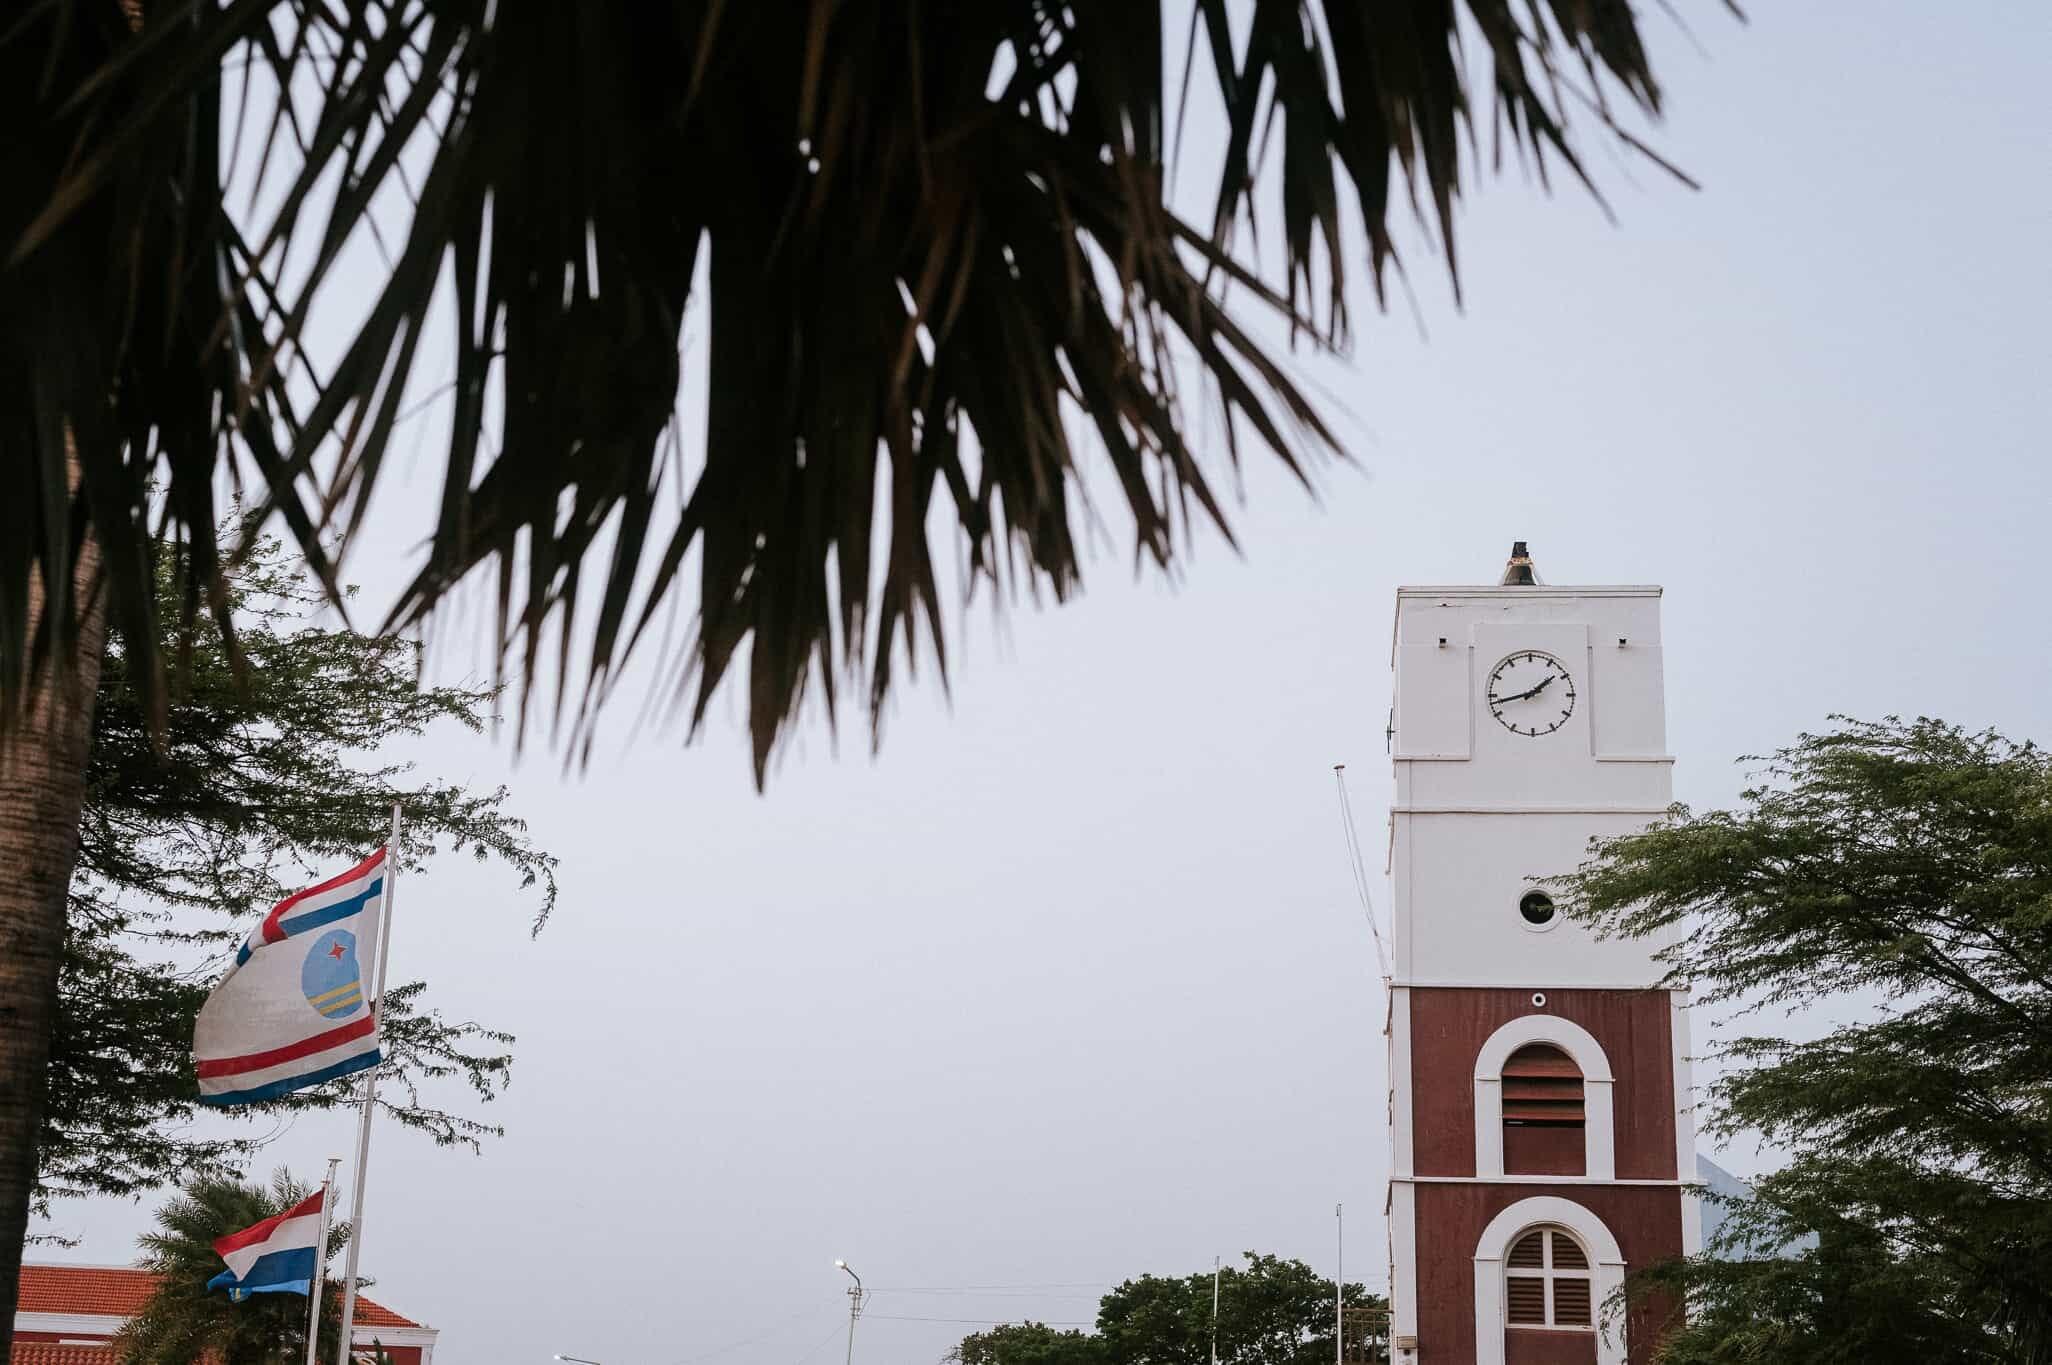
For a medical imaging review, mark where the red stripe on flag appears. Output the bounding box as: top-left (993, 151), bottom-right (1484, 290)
top-left (194, 1013), bottom-right (377, 1078)
top-left (258, 847), bottom-right (387, 944)
top-left (212, 1189), bottom-right (326, 1257)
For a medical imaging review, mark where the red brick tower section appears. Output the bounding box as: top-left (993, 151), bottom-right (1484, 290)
top-left (1382, 548), bottom-right (1699, 1365)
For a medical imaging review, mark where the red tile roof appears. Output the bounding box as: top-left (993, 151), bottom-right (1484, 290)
top-left (17, 1266), bottom-right (159, 1318)
top-left (350, 1298), bottom-right (419, 1329)
top-left (10, 1345), bottom-right (115, 1365)
top-left (16, 1264), bottom-right (421, 1328)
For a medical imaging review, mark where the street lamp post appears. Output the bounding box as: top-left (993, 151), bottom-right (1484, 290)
top-left (553, 1353), bottom-right (604, 1364)
top-left (833, 1260), bottom-right (865, 1365)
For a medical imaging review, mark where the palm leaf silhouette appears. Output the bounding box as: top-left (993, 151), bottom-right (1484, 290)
top-left (3, 1), bottom-right (1709, 775)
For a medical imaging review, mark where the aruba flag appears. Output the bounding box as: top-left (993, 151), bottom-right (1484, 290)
top-left (193, 849), bottom-right (388, 1105)
top-left (207, 1189), bottom-right (326, 1299)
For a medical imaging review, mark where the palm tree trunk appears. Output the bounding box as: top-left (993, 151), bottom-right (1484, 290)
top-left (0, 513), bottom-right (108, 1324)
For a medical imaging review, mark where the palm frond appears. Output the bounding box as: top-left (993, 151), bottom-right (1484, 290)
top-left (4, 0), bottom-right (1704, 778)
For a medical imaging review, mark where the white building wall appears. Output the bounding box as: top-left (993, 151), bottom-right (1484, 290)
top-left (1388, 585), bottom-right (1676, 988)
top-left (1398, 813), bottom-right (1669, 985)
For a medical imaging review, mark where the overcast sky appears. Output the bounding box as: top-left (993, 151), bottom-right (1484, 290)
top-left (36, 5), bottom-right (2051, 1364)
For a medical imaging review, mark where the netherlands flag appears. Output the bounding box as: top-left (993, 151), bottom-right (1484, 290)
top-left (207, 1189), bottom-right (326, 1299)
top-left (194, 849), bottom-right (388, 1106)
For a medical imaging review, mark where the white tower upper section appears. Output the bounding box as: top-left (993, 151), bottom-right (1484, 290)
top-left (1387, 545), bottom-right (1674, 987)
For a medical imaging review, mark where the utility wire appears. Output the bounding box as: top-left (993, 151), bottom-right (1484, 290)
top-left (667, 1305), bottom-right (844, 1365)
top-left (867, 1289), bottom-right (1103, 1300)
top-left (869, 1283), bottom-right (1109, 1292)
top-left (867, 1314), bottom-right (1097, 1327)
top-left (673, 1286), bottom-right (1103, 1364)
top-left (785, 1319), bottom-right (852, 1365)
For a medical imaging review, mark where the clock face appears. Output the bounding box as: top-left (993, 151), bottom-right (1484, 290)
top-left (1486, 651), bottom-right (1576, 736)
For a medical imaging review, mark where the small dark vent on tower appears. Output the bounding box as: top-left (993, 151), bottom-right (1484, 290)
top-left (1500, 541), bottom-right (1540, 586)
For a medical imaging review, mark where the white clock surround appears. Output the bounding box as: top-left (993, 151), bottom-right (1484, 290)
top-left (1387, 593), bottom-right (1675, 989)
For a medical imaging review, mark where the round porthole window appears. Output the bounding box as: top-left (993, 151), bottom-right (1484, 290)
top-left (1519, 891), bottom-right (1557, 927)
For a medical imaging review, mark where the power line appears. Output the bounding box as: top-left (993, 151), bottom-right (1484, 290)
top-left (866, 1314), bottom-right (1097, 1327)
top-left (868, 1283), bottom-right (1110, 1292)
top-left (661, 1286), bottom-right (1105, 1363)
top-left (786, 1319), bottom-right (852, 1365)
top-left (866, 1289), bottom-right (1103, 1300)
top-left (666, 1306), bottom-right (844, 1365)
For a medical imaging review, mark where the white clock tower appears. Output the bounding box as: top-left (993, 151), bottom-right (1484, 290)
top-left (1384, 544), bottom-right (1698, 1365)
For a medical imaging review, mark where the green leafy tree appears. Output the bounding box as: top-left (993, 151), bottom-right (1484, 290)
top-left (38, 529), bottom-right (556, 1215)
top-left (951, 1253), bottom-right (1383, 1365)
top-left (1553, 717), bottom-right (2052, 1364)
top-left (1630, 1221), bottom-right (2013, 1365)
top-left (116, 1168), bottom-right (351, 1365)
top-left (951, 1323), bottom-right (1108, 1365)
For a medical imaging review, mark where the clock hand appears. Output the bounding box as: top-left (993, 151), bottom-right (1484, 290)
top-left (1504, 675), bottom-right (1556, 703)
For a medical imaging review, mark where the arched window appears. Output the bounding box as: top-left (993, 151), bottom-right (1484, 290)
top-left (1473, 1014), bottom-right (1616, 1181)
top-left (1505, 1226), bottom-right (1593, 1329)
top-left (1502, 1043), bottom-right (1585, 1176)
top-left (1475, 1197), bottom-right (1627, 1365)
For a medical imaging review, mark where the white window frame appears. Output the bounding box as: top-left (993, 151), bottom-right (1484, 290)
top-left (1473, 1197), bottom-right (1627, 1365)
top-left (1474, 1014), bottom-right (1615, 1180)
top-left (1504, 1226), bottom-right (1594, 1330)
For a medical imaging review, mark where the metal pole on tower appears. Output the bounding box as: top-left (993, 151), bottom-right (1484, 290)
top-left (334, 803), bottom-right (403, 1365)
top-left (1332, 766), bottom-right (1392, 980)
top-left (303, 1157), bottom-right (340, 1365)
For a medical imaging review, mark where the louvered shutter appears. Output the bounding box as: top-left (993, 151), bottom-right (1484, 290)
top-left (1506, 1277), bottom-right (1547, 1325)
top-left (1552, 1277), bottom-right (1592, 1325)
top-left (1503, 1228), bottom-right (1597, 1330)
top-left (1501, 1044), bottom-right (1585, 1124)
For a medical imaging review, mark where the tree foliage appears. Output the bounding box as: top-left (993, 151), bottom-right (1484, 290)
top-left (116, 1168), bottom-right (353, 1365)
top-left (40, 530), bottom-right (556, 1214)
top-left (6, 2), bottom-right (1708, 773)
top-left (950, 1252), bottom-right (1383, 1365)
top-left (953, 1323), bottom-right (1109, 1365)
top-left (1553, 717), bottom-right (2052, 1364)
top-left (1630, 1220), bottom-right (2017, 1365)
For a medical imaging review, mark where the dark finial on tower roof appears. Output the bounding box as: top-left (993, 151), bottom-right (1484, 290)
top-left (1500, 541), bottom-right (1540, 586)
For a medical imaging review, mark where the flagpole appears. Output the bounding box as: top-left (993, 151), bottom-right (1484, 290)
top-left (1334, 1204), bottom-right (1343, 1365)
top-left (305, 1157), bottom-right (340, 1365)
top-left (335, 802), bottom-right (403, 1365)
top-left (1209, 1256), bottom-right (1221, 1365)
